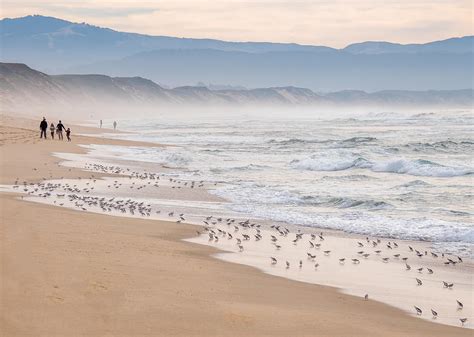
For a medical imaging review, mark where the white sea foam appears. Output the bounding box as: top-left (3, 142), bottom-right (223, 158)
top-left (73, 111), bottom-right (474, 255)
top-left (371, 159), bottom-right (472, 177)
top-left (290, 152), bottom-right (472, 177)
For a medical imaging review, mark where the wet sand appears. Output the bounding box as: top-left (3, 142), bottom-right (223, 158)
top-left (0, 114), bottom-right (471, 336)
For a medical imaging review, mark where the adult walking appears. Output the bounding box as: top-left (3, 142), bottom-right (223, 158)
top-left (50, 122), bottom-right (55, 139)
top-left (56, 120), bottom-right (65, 140)
top-left (113, 120), bottom-right (117, 130)
top-left (39, 117), bottom-right (48, 139)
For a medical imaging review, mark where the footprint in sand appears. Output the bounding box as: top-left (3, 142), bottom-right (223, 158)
top-left (47, 294), bottom-right (65, 303)
top-left (89, 281), bottom-right (108, 292)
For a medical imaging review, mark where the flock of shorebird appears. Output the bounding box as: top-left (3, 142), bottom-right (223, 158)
top-left (9, 161), bottom-right (471, 328)
top-left (200, 216), bottom-right (469, 327)
top-left (13, 163), bottom-right (208, 220)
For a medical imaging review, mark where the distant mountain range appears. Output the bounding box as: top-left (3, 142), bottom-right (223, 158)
top-left (1, 15), bottom-right (473, 91)
top-left (1, 63), bottom-right (472, 117)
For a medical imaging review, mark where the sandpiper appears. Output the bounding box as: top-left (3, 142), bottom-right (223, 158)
top-left (414, 306), bottom-right (422, 315)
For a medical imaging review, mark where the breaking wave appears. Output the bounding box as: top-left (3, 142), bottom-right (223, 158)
top-left (290, 153), bottom-right (472, 177)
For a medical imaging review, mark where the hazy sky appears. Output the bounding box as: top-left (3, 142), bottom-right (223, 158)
top-left (2, 0), bottom-right (472, 47)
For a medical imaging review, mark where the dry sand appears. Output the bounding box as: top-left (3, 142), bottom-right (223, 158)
top-left (0, 114), bottom-right (471, 337)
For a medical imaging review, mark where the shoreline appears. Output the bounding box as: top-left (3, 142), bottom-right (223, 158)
top-left (1, 114), bottom-right (471, 336)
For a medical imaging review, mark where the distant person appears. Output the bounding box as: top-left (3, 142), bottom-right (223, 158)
top-left (50, 123), bottom-right (55, 139)
top-left (113, 121), bottom-right (117, 130)
top-left (100, 119), bottom-right (103, 128)
top-left (39, 117), bottom-right (48, 139)
top-left (56, 120), bottom-right (65, 140)
top-left (66, 128), bottom-right (71, 142)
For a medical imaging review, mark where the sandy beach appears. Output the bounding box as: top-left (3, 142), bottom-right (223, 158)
top-left (1, 114), bottom-right (472, 337)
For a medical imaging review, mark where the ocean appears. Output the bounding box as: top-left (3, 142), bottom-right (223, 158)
top-left (86, 108), bottom-right (473, 256)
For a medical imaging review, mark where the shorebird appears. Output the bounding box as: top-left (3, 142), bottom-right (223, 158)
top-left (339, 258), bottom-right (346, 264)
top-left (427, 268), bottom-right (434, 274)
top-left (431, 309), bottom-right (438, 319)
top-left (323, 250), bottom-right (331, 255)
top-left (414, 306), bottom-right (422, 315)
top-left (460, 318), bottom-right (467, 326)
top-left (417, 267), bottom-right (423, 273)
top-left (405, 263), bottom-right (411, 270)
top-left (443, 281), bottom-right (454, 289)
top-left (382, 257), bottom-right (389, 263)
top-left (299, 260), bottom-right (303, 268)
top-left (314, 263), bottom-right (319, 269)
top-left (307, 253), bottom-right (316, 260)
top-left (352, 259), bottom-right (360, 264)
top-left (286, 261), bottom-right (290, 269)
top-left (270, 257), bottom-right (277, 265)
top-left (416, 278), bottom-right (423, 286)
top-left (457, 300), bottom-right (464, 310)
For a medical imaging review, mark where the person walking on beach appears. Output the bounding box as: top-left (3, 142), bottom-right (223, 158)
top-left (113, 120), bottom-right (117, 130)
top-left (39, 117), bottom-right (48, 139)
top-left (56, 120), bottom-right (65, 140)
top-left (66, 128), bottom-right (71, 142)
top-left (100, 120), bottom-right (102, 128)
top-left (50, 122), bottom-right (55, 139)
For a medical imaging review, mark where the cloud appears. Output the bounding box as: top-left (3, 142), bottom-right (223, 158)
top-left (1, 0), bottom-right (472, 47)
top-left (43, 6), bottom-right (159, 18)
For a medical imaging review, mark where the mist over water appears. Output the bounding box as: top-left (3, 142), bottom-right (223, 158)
top-left (91, 109), bottom-right (473, 255)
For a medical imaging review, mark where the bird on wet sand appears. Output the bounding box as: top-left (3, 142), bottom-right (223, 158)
top-left (414, 306), bottom-right (422, 315)
top-left (431, 309), bottom-right (438, 319)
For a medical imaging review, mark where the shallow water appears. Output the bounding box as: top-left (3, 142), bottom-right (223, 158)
top-left (84, 109), bottom-right (474, 256)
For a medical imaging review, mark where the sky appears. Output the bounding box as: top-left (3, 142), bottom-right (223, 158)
top-left (1, 0), bottom-right (472, 47)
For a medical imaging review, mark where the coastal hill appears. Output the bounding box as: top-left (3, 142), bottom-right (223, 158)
top-left (1, 62), bottom-right (472, 115)
top-left (1, 15), bottom-right (472, 91)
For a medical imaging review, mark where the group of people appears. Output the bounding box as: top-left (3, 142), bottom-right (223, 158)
top-left (99, 119), bottom-right (118, 130)
top-left (39, 117), bottom-right (71, 141)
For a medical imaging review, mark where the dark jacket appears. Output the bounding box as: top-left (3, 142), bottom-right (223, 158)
top-left (40, 120), bottom-right (48, 130)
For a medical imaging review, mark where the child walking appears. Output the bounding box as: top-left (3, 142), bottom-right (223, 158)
top-left (66, 128), bottom-right (71, 142)
top-left (50, 123), bottom-right (55, 139)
